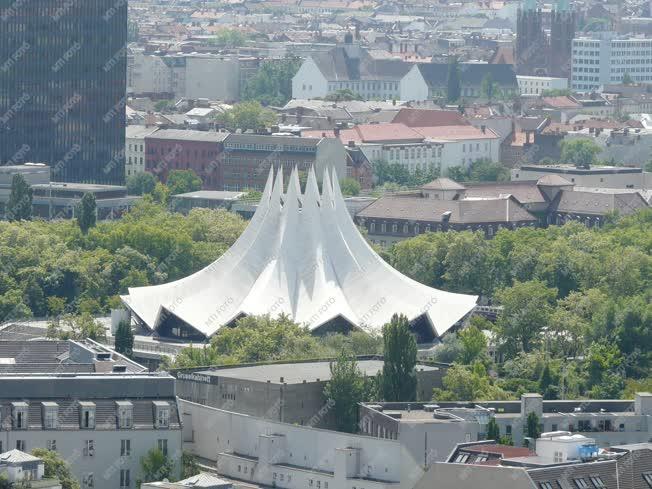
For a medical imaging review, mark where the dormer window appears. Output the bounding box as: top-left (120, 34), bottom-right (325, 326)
top-left (153, 401), bottom-right (170, 429)
top-left (116, 401), bottom-right (133, 429)
top-left (12, 402), bottom-right (28, 430)
top-left (42, 402), bottom-right (59, 429)
top-left (79, 402), bottom-right (96, 429)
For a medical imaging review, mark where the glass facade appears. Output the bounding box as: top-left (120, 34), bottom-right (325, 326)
top-left (0, 0), bottom-right (126, 184)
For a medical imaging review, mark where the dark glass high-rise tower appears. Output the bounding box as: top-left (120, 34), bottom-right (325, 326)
top-left (0, 0), bottom-right (126, 184)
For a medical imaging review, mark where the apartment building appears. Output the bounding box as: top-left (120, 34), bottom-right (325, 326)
top-left (360, 392), bottom-right (652, 463)
top-left (145, 130), bottom-right (229, 189)
top-left (415, 433), bottom-right (652, 489)
top-left (0, 340), bottom-right (182, 489)
top-left (126, 126), bottom-right (159, 178)
top-left (517, 75), bottom-right (569, 96)
top-left (221, 134), bottom-right (346, 191)
top-left (571, 33), bottom-right (652, 92)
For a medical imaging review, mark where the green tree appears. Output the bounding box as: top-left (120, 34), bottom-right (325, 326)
top-left (340, 177), bottom-right (361, 196)
top-left (32, 448), bottom-right (80, 489)
top-left (154, 100), bottom-right (174, 112)
top-left (181, 452), bottom-right (200, 479)
top-left (469, 159), bottom-right (510, 182)
top-left (151, 182), bottom-right (171, 204)
top-left (0, 473), bottom-right (10, 489)
top-left (560, 139), bottom-right (602, 169)
top-left (126, 173), bottom-right (157, 195)
top-left (114, 320), bottom-right (134, 357)
top-left (433, 362), bottom-right (511, 401)
top-left (495, 281), bottom-right (557, 357)
top-left (243, 58), bottom-right (301, 106)
top-left (487, 417), bottom-right (500, 442)
top-left (209, 28), bottom-right (249, 47)
top-left (459, 323), bottom-right (487, 364)
top-left (526, 411), bottom-right (541, 441)
top-left (446, 56), bottom-right (461, 103)
top-left (76, 192), bottom-right (97, 234)
top-left (323, 352), bottom-right (365, 433)
top-left (481, 73), bottom-right (496, 102)
top-left (167, 170), bottom-right (202, 196)
top-left (324, 89), bottom-right (362, 102)
top-left (215, 101), bottom-right (277, 131)
top-left (381, 314), bottom-right (417, 402)
top-left (47, 313), bottom-right (106, 341)
top-left (140, 448), bottom-right (174, 483)
top-left (622, 72), bottom-right (633, 85)
top-left (445, 165), bottom-right (468, 182)
top-left (6, 173), bottom-right (33, 221)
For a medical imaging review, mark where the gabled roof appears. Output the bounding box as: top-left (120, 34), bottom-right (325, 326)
top-left (392, 108), bottom-right (469, 128)
top-left (418, 63), bottom-right (518, 88)
top-left (310, 47), bottom-right (413, 81)
top-left (550, 189), bottom-right (650, 216)
top-left (421, 177), bottom-right (466, 191)
top-left (536, 174), bottom-right (573, 186)
top-left (0, 450), bottom-right (41, 464)
top-left (357, 195), bottom-right (537, 224)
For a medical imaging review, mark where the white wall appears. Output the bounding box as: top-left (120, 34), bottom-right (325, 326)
top-left (292, 58), bottom-right (329, 99)
top-left (400, 65), bottom-right (429, 102)
top-left (128, 53), bottom-right (172, 95)
top-left (1, 428), bottom-right (182, 489)
top-left (179, 399), bottom-right (425, 489)
top-left (184, 58), bottom-right (240, 102)
top-left (440, 137), bottom-right (499, 174)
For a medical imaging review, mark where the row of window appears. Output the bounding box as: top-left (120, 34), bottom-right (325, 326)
top-left (9, 401), bottom-right (170, 430)
top-left (0, 438), bottom-right (166, 457)
top-left (128, 144), bottom-right (144, 152)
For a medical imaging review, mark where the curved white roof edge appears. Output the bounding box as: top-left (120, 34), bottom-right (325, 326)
top-left (123, 166), bottom-right (478, 338)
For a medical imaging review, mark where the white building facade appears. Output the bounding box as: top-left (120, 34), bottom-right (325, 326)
top-left (571, 33), bottom-right (652, 92)
top-left (126, 126), bottom-right (158, 177)
top-left (517, 75), bottom-right (569, 96)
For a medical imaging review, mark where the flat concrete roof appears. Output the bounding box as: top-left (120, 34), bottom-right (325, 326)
top-left (172, 190), bottom-right (245, 200)
top-left (196, 360), bottom-right (439, 385)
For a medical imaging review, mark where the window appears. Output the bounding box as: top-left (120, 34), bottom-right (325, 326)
top-left (155, 402), bottom-right (170, 428)
top-left (158, 439), bottom-right (168, 456)
top-left (83, 474), bottom-right (94, 489)
top-left (80, 403), bottom-right (96, 429)
top-left (120, 469), bottom-right (130, 489)
top-left (539, 483), bottom-right (553, 489)
top-left (590, 476), bottom-right (605, 488)
top-left (84, 440), bottom-right (95, 457)
top-left (43, 402), bottom-right (59, 430)
top-left (476, 454), bottom-right (488, 462)
top-left (16, 440), bottom-right (26, 451)
top-left (454, 453), bottom-right (470, 463)
top-left (578, 420), bottom-right (591, 431)
top-left (642, 473), bottom-right (652, 488)
top-left (47, 440), bottom-right (57, 451)
top-left (574, 478), bottom-right (590, 489)
top-left (12, 402), bottom-right (28, 429)
top-left (117, 402), bottom-right (133, 429)
top-left (121, 439), bottom-right (131, 457)
top-left (506, 425), bottom-right (512, 435)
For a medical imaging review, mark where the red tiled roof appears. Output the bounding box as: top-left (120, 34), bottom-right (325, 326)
top-left (464, 444), bottom-right (535, 458)
top-left (392, 108), bottom-right (469, 128)
top-left (414, 125), bottom-right (499, 141)
top-left (541, 96), bottom-right (581, 109)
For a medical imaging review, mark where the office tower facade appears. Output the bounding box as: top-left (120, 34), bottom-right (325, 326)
top-left (0, 0), bottom-right (126, 184)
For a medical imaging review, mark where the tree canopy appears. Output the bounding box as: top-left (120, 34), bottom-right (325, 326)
top-left (380, 314), bottom-right (417, 402)
top-left (32, 448), bottom-right (80, 489)
top-left (560, 139), bottom-right (602, 168)
top-left (215, 101), bottom-right (277, 132)
top-left (166, 170), bottom-right (202, 195)
top-left (126, 173), bottom-right (157, 195)
top-left (6, 173), bottom-right (33, 221)
top-left (324, 353), bottom-right (366, 433)
top-left (242, 58), bottom-right (301, 106)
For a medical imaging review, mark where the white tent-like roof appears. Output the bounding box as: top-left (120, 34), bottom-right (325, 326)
top-left (122, 167), bottom-right (477, 340)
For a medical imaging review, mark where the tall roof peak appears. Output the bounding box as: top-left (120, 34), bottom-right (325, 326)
top-left (123, 166), bottom-right (477, 340)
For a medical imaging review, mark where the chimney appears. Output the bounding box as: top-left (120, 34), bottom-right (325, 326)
top-left (348, 140), bottom-right (355, 147)
top-left (322, 132), bottom-right (326, 137)
top-left (334, 127), bottom-right (340, 137)
top-left (481, 125), bottom-right (486, 134)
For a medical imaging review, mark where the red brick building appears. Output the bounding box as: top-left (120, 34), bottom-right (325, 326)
top-left (145, 129), bottom-right (229, 189)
